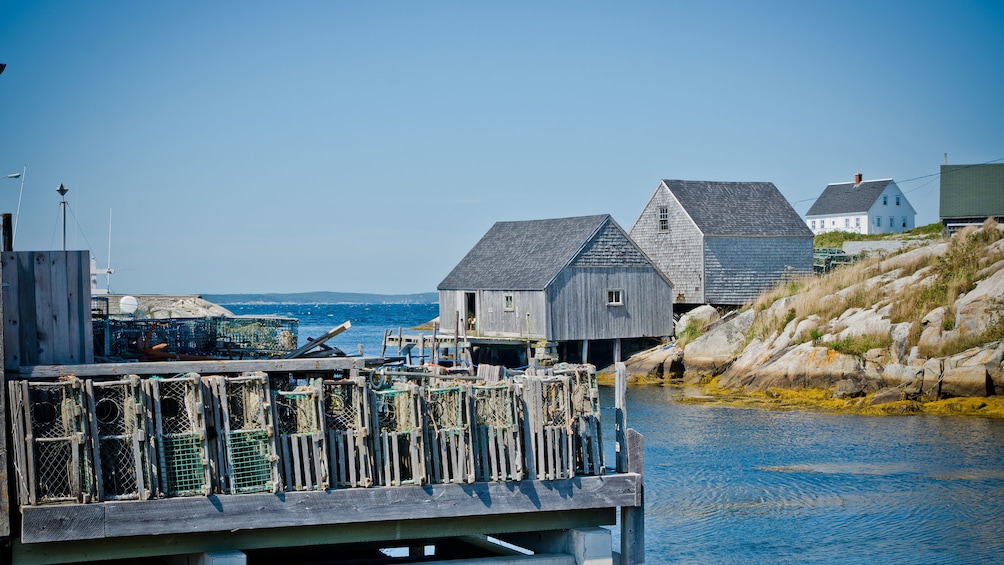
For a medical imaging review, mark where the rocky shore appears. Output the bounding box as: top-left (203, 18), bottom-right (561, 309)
top-left (617, 220), bottom-right (1004, 416)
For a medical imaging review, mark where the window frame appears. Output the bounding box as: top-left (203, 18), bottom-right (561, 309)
top-left (503, 293), bottom-right (515, 312)
top-left (606, 289), bottom-right (624, 307)
top-left (657, 206), bottom-right (669, 232)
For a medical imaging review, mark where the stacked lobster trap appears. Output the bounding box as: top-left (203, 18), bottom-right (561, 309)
top-left (6, 363), bottom-right (606, 509)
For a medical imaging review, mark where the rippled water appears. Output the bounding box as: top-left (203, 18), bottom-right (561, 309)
top-left (608, 386), bottom-right (1004, 564)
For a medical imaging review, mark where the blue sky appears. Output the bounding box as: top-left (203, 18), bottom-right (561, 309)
top-left (1, 1), bottom-right (1001, 295)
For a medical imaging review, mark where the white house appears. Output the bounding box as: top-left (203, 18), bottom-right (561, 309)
top-left (805, 173), bottom-right (916, 235)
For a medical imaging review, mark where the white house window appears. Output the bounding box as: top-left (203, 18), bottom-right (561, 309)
top-left (658, 206), bottom-right (669, 232)
top-left (607, 289), bottom-right (623, 306)
top-left (855, 217), bottom-right (861, 228)
top-left (877, 217), bottom-right (881, 227)
top-left (844, 218), bottom-right (850, 228)
top-left (889, 216), bottom-right (894, 228)
top-left (896, 195), bottom-right (901, 206)
top-left (810, 220), bottom-right (815, 229)
top-left (883, 195), bottom-right (888, 205)
top-left (901, 217), bottom-right (907, 228)
top-left (503, 294), bottom-right (514, 312)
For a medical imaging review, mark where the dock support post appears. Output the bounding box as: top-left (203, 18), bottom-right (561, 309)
top-left (615, 363), bottom-right (645, 565)
top-left (581, 340), bottom-right (589, 365)
top-left (499, 527), bottom-right (612, 564)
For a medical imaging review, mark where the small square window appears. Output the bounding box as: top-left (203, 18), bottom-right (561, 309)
top-left (503, 294), bottom-right (514, 312)
top-left (658, 206), bottom-right (669, 232)
top-left (607, 289), bottom-right (623, 306)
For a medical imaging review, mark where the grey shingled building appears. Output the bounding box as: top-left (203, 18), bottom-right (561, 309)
top-left (629, 179), bottom-right (813, 307)
top-left (940, 163), bottom-right (1004, 233)
top-left (438, 214), bottom-right (674, 366)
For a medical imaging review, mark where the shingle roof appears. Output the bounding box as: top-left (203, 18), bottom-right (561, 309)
top-left (661, 180), bottom-right (813, 237)
top-left (940, 164), bottom-right (1004, 218)
top-left (438, 215), bottom-right (610, 291)
top-left (805, 179), bottom-right (892, 216)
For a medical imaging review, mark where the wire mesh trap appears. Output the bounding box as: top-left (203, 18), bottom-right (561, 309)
top-left (85, 376), bottom-right (150, 500)
top-left (372, 384), bottom-right (425, 486)
top-left (323, 378), bottom-right (373, 488)
top-left (145, 374), bottom-right (211, 497)
top-left (423, 384), bottom-right (475, 484)
top-left (472, 383), bottom-right (524, 482)
top-left (206, 373), bottom-right (279, 494)
top-left (272, 380), bottom-right (328, 491)
top-left (8, 378), bottom-right (93, 505)
top-left (566, 366), bottom-right (604, 476)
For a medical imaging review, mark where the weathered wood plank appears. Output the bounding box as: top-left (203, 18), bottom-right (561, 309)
top-left (17, 357), bottom-right (373, 379)
top-left (21, 473), bottom-right (640, 543)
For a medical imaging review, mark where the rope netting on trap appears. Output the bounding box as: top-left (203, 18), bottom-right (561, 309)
top-left (424, 385), bottom-right (474, 484)
top-left (472, 383), bottom-right (523, 482)
top-left (273, 381), bottom-right (328, 491)
top-left (323, 379), bottom-right (373, 488)
top-left (373, 385), bottom-right (425, 486)
top-left (210, 374), bottom-right (278, 494)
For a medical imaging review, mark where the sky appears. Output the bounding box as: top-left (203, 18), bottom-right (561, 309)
top-left (1, 1), bottom-right (1002, 295)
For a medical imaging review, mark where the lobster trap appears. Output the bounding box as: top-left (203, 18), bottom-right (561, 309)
top-left (206, 373), bottom-right (279, 494)
top-left (423, 384), bottom-right (475, 485)
top-left (372, 383), bottom-right (425, 486)
top-left (272, 381), bottom-right (327, 491)
top-left (567, 366), bottom-right (604, 476)
top-left (145, 374), bottom-right (211, 497)
top-left (85, 376), bottom-right (151, 500)
top-left (8, 378), bottom-right (94, 505)
top-left (472, 383), bottom-right (524, 482)
top-left (323, 378), bottom-right (373, 488)
top-left (210, 316), bottom-right (298, 359)
top-left (521, 375), bottom-right (575, 481)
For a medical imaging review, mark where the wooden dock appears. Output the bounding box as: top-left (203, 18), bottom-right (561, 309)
top-left (5, 359), bottom-right (645, 565)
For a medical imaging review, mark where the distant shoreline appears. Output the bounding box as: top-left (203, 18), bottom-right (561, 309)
top-left (202, 291), bottom-right (438, 305)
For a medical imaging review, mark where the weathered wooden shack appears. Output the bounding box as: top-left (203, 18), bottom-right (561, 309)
top-left (939, 163), bottom-right (1004, 233)
top-left (438, 214), bottom-right (674, 366)
top-left (629, 180), bottom-right (813, 307)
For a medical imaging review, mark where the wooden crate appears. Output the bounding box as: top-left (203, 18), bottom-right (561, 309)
top-left (145, 374), bottom-right (211, 497)
top-left (323, 378), bottom-right (373, 488)
top-left (371, 383), bottom-right (425, 486)
top-left (8, 378), bottom-right (93, 505)
top-left (566, 366), bottom-right (604, 476)
top-left (205, 373), bottom-right (279, 495)
top-left (272, 380), bottom-right (328, 491)
top-left (423, 384), bottom-right (475, 485)
top-left (472, 383), bottom-right (524, 482)
top-left (84, 376), bottom-right (151, 500)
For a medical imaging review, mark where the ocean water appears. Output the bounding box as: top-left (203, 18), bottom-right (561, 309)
top-left (228, 303), bottom-right (1004, 564)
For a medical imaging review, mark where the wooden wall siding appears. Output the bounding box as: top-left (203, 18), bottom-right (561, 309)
top-left (628, 190), bottom-right (704, 303)
top-left (572, 222), bottom-right (651, 268)
top-left (2, 251), bottom-right (93, 371)
top-left (547, 267), bottom-right (674, 341)
top-left (439, 290), bottom-right (546, 339)
top-left (703, 236), bottom-right (813, 305)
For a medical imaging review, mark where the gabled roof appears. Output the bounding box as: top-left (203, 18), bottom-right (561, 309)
top-left (940, 163), bottom-right (1004, 218)
top-left (806, 179), bottom-right (893, 216)
top-left (659, 180), bottom-right (813, 237)
top-left (438, 215), bottom-right (615, 291)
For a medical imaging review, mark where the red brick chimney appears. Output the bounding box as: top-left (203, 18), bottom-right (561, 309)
top-left (854, 172), bottom-right (862, 186)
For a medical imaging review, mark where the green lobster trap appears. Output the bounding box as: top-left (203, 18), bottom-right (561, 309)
top-left (372, 383), bottom-right (425, 486)
top-left (472, 382), bottom-right (524, 482)
top-left (323, 378), bottom-right (373, 488)
top-left (272, 380), bottom-right (328, 491)
top-left (85, 376), bottom-right (151, 500)
top-left (423, 384), bottom-right (475, 484)
top-left (521, 374), bottom-right (575, 481)
top-left (145, 374), bottom-right (211, 497)
top-left (206, 373), bottom-right (279, 494)
top-left (8, 378), bottom-right (93, 505)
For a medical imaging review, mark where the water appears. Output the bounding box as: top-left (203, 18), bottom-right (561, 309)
top-left (228, 303), bottom-right (1004, 564)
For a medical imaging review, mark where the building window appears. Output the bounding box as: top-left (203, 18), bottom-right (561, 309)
top-left (855, 217), bottom-right (861, 228)
top-left (877, 217), bottom-right (881, 227)
top-left (901, 217), bottom-right (907, 228)
top-left (658, 206), bottom-right (669, 232)
top-left (896, 195), bottom-right (901, 206)
top-left (883, 195), bottom-right (888, 205)
top-left (889, 216), bottom-right (894, 229)
top-left (810, 220), bottom-right (815, 229)
top-left (844, 218), bottom-right (850, 228)
top-left (503, 294), bottom-right (514, 312)
top-left (607, 289), bottom-right (623, 306)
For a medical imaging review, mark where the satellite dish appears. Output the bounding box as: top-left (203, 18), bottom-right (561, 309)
top-left (120, 295), bottom-right (139, 314)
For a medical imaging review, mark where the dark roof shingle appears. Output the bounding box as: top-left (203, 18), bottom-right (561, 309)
top-left (806, 179), bottom-right (892, 216)
top-left (438, 215), bottom-right (610, 291)
top-left (661, 180), bottom-right (813, 237)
